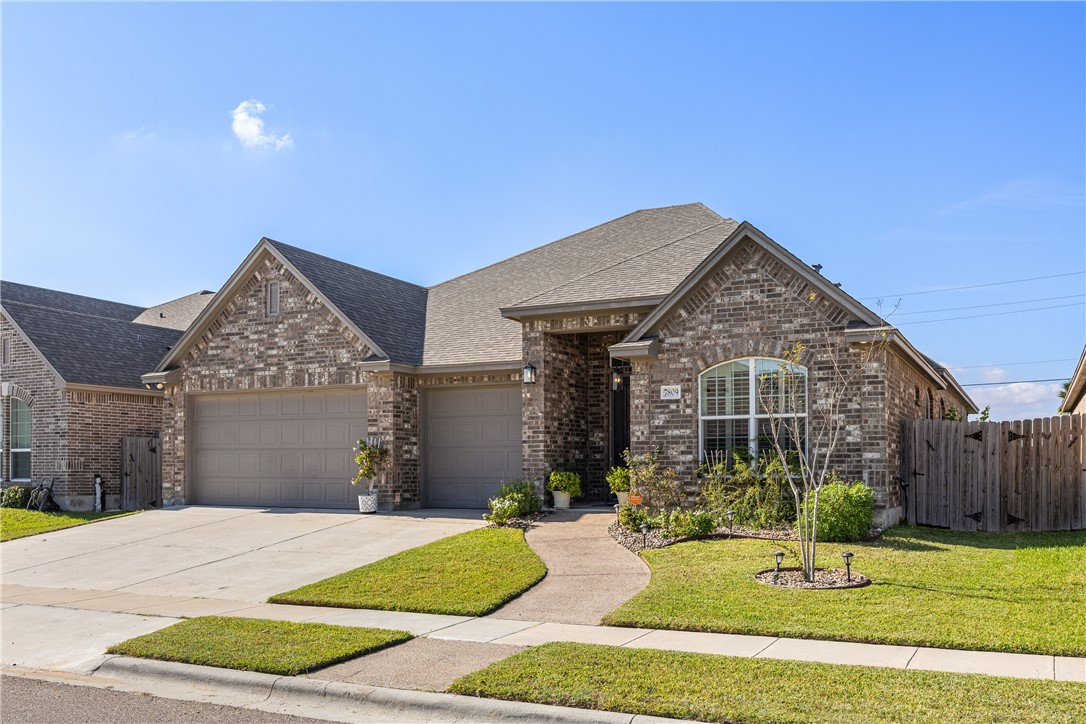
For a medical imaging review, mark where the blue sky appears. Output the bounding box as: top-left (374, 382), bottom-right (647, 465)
top-left (3, 2), bottom-right (1083, 420)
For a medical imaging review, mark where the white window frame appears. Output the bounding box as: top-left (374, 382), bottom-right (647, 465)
top-left (267, 281), bottom-right (280, 317)
top-left (698, 357), bottom-right (808, 463)
top-left (9, 398), bottom-right (31, 482)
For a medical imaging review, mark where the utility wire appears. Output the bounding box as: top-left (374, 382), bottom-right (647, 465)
top-left (946, 358), bottom-right (1078, 371)
top-left (961, 379), bottom-right (1068, 387)
top-left (861, 271), bottom-right (1085, 300)
top-left (894, 301), bottom-right (1084, 325)
top-left (893, 294), bottom-right (1084, 317)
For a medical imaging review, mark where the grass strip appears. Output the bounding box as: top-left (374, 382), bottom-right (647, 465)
top-left (107, 616), bottom-right (411, 676)
top-left (449, 642), bottom-right (1086, 723)
top-left (269, 527), bottom-right (546, 616)
top-left (603, 526), bottom-right (1086, 656)
top-left (1, 508), bottom-right (135, 542)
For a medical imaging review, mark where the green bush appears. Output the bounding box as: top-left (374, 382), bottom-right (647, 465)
top-left (618, 503), bottom-right (651, 532)
top-left (547, 471), bottom-right (582, 496)
top-left (624, 449), bottom-right (683, 510)
top-left (484, 480), bottom-right (542, 525)
top-left (798, 479), bottom-right (874, 543)
top-left (1, 486), bottom-right (30, 509)
top-left (698, 451), bottom-right (795, 530)
top-left (606, 466), bottom-right (630, 494)
top-left (653, 508), bottom-right (717, 538)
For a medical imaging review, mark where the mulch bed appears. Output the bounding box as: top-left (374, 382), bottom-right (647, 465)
top-left (754, 566), bottom-right (870, 589)
top-left (607, 519), bottom-right (883, 554)
top-left (489, 510), bottom-right (552, 530)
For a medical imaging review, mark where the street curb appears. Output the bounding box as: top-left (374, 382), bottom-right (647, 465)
top-left (93, 656), bottom-right (696, 723)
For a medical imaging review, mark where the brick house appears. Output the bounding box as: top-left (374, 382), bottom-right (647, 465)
top-left (1062, 345), bottom-right (1086, 416)
top-left (0, 282), bottom-right (213, 509)
top-left (146, 203), bottom-right (974, 525)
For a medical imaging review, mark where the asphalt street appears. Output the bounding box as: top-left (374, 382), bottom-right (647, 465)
top-left (0, 676), bottom-right (328, 724)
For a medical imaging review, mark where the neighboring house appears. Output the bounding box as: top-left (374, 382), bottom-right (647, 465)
top-left (1062, 344), bottom-right (1086, 415)
top-left (0, 282), bottom-right (213, 509)
top-left (146, 203), bottom-right (974, 525)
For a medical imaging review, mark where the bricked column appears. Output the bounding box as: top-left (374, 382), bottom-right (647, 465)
top-left (367, 372), bottom-right (420, 510)
top-left (160, 384), bottom-right (186, 506)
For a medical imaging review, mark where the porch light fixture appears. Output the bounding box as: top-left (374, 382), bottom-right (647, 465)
top-left (611, 369), bottom-right (624, 391)
top-left (143, 382), bottom-right (164, 390)
top-left (773, 551), bottom-right (785, 583)
top-left (842, 551), bottom-right (854, 582)
top-left (522, 363), bottom-right (537, 385)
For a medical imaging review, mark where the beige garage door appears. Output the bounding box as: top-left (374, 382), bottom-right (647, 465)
top-left (193, 388), bottom-right (368, 508)
top-left (425, 386), bottom-right (522, 508)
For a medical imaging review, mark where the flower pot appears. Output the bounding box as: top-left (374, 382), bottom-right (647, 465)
top-left (357, 493), bottom-right (378, 514)
top-left (552, 490), bottom-right (571, 509)
top-left (615, 491), bottom-right (630, 507)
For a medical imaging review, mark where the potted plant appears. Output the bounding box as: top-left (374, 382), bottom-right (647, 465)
top-left (352, 437), bottom-right (389, 513)
top-left (547, 470), bottom-right (581, 509)
top-left (606, 466), bottom-right (631, 506)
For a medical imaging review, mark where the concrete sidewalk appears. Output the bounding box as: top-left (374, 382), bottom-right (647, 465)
top-left (3, 584), bottom-right (1083, 682)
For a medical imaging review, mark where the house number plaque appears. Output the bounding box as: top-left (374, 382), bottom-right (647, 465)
top-left (660, 385), bottom-right (681, 400)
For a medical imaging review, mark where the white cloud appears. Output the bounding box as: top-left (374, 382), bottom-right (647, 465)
top-left (972, 382), bottom-right (1063, 421)
top-left (230, 99), bottom-right (292, 151)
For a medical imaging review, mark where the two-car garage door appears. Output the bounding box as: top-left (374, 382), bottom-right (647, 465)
top-left (193, 388), bottom-right (368, 508)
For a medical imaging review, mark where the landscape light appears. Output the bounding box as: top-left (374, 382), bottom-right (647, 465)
top-left (842, 551), bottom-right (854, 582)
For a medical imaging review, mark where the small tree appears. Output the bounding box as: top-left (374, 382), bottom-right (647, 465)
top-left (756, 293), bottom-right (892, 581)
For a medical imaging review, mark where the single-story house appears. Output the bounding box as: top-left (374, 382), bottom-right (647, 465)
top-left (0, 281), bottom-right (213, 509)
top-left (144, 203), bottom-right (974, 525)
top-left (1063, 344), bottom-right (1086, 415)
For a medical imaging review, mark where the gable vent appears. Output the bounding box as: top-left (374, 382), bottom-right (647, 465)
top-left (267, 281), bottom-right (281, 317)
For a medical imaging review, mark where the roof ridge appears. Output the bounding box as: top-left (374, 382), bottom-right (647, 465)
top-left (1, 298), bottom-right (173, 330)
top-left (427, 203), bottom-right (719, 291)
top-left (264, 238), bottom-right (427, 292)
top-left (1, 280), bottom-right (146, 315)
top-left (512, 219), bottom-right (734, 307)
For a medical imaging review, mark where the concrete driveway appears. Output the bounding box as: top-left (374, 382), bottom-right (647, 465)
top-left (2, 506), bottom-right (485, 602)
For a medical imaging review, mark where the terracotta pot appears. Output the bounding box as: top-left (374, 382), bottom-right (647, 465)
top-left (552, 490), bottom-right (571, 509)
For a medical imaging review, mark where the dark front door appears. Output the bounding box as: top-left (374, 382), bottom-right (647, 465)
top-left (610, 372), bottom-right (631, 468)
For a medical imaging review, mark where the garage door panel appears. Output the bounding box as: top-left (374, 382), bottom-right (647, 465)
top-left (194, 388), bottom-right (367, 509)
top-left (426, 386), bottom-right (521, 509)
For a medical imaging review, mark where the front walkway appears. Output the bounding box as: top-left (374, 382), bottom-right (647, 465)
top-left (488, 508), bottom-right (650, 625)
top-left (2, 583), bottom-right (1083, 682)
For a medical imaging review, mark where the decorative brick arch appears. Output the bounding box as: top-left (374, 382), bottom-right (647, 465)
top-left (692, 340), bottom-right (794, 376)
top-left (4, 383), bottom-right (35, 408)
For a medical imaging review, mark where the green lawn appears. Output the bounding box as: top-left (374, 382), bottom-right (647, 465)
top-left (107, 616), bottom-right (412, 676)
top-left (269, 527), bottom-right (547, 616)
top-left (450, 642), bottom-right (1086, 724)
top-left (0, 508), bottom-right (134, 542)
top-left (604, 526), bottom-right (1086, 656)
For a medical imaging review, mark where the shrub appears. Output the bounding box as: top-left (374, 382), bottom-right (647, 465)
top-left (1, 486), bottom-right (30, 509)
top-left (606, 466), bottom-right (630, 494)
top-left (698, 451), bottom-right (794, 530)
top-left (618, 503), bottom-right (651, 532)
top-left (484, 479), bottom-right (542, 525)
top-left (547, 471), bottom-right (582, 497)
top-left (798, 479), bottom-right (875, 543)
top-left (624, 449), bottom-right (683, 510)
top-left (653, 508), bottom-right (716, 538)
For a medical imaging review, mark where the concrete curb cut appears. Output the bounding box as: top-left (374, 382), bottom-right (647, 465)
top-left (93, 656), bottom-right (695, 723)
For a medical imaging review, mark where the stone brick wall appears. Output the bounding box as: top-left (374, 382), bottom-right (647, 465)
top-left (628, 241), bottom-right (903, 518)
top-left (65, 389), bottom-right (163, 510)
top-left (0, 313), bottom-right (69, 496)
top-left (161, 254), bottom-right (406, 505)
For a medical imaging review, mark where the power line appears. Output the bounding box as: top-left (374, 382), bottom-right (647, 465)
top-left (861, 271), bottom-right (1085, 300)
top-left (894, 301), bottom-right (1084, 325)
top-left (961, 378), bottom-right (1067, 387)
top-left (893, 294), bottom-right (1085, 317)
top-left (946, 358), bottom-right (1078, 371)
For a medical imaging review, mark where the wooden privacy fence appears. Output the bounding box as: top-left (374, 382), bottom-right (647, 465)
top-left (121, 435), bottom-right (161, 511)
top-left (902, 415), bottom-right (1085, 532)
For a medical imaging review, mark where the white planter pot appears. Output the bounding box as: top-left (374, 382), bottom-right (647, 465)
top-left (615, 491), bottom-right (630, 507)
top-left (552, 490), bottom-right (571, 509)
top-left (357, 493), bottom-right (378, 514)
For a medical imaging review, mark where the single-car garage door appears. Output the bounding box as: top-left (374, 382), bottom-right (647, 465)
top-left (193, 388), bottom-right (368, 508)
top-left (425, 386), bottom-right (522, 508)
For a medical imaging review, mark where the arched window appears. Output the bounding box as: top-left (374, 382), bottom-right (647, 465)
top-left (9, 398), bottom-right (31, 481)
top-left (926, 389), bottom-right (934, 420)
top-left (699, 358), bottom-right (807, 461)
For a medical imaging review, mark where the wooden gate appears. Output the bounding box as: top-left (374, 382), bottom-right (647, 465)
top-left (902, 415), bottom-right (1085, 532)
top-left (121, 436), bottom-right (161, 511)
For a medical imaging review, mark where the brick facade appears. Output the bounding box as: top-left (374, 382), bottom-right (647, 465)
top-left (1, 312), bottom-right (165, 510)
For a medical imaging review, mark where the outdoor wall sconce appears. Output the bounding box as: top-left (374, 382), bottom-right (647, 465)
top-left (773, 551), bottom-right (785, 583)
top-left (522, 363), bottom-right (537, 385)
top-left (842, 551), bottom-right (854, 582)
top-left (611, 368), bottom-right (624, 391)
